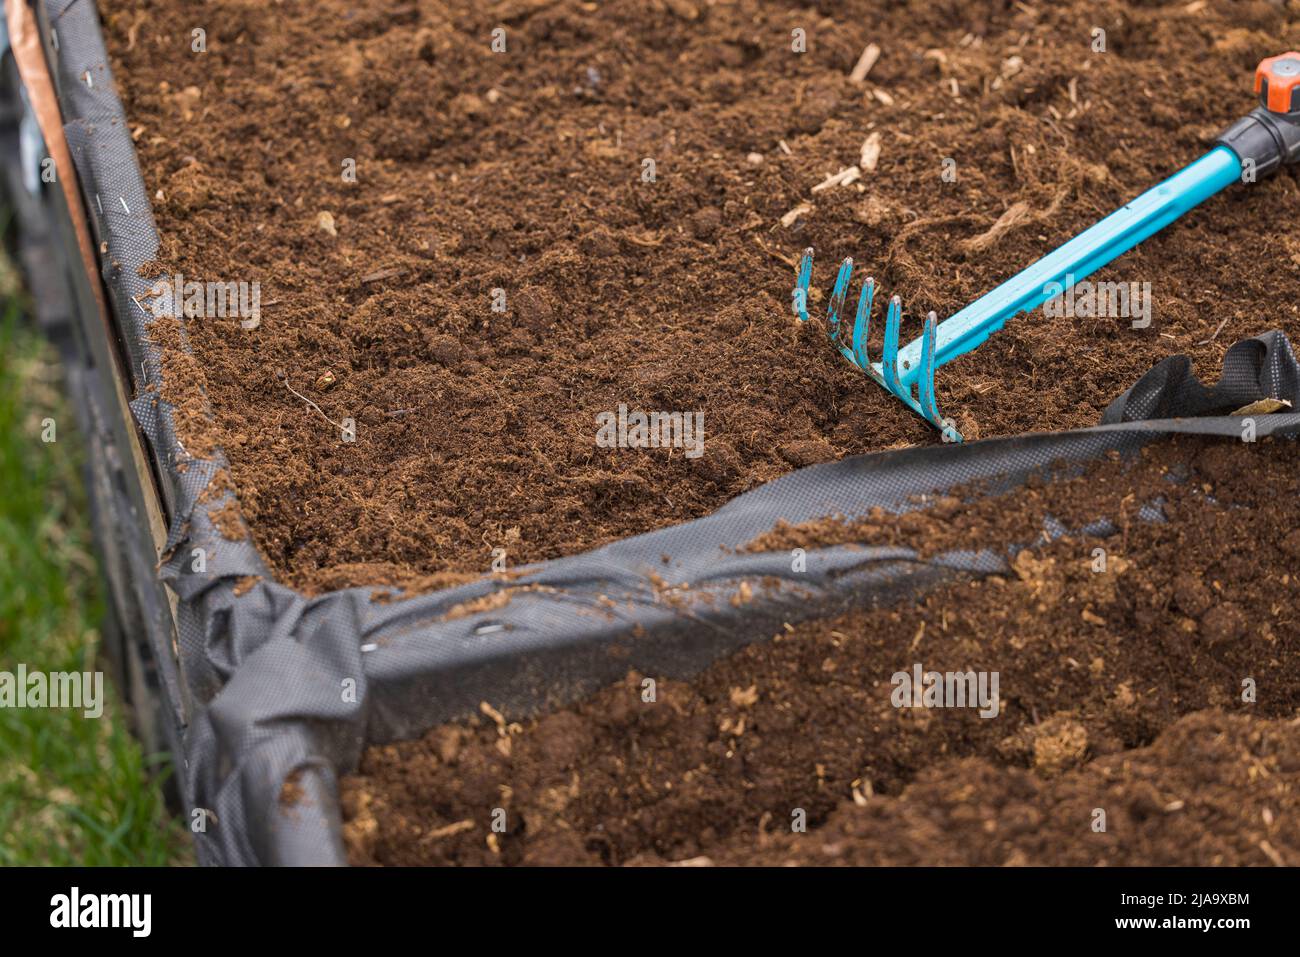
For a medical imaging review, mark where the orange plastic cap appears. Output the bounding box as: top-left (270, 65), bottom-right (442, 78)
top-left (1255, 53), bottom-right (1300, 113)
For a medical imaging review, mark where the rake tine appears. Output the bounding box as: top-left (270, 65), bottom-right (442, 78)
top-left (880, 295), bottom-right (907, 400)
top-left (794, 247), bottom-right (813, 321)
top-left (917, 311), bottom-right (963, 442)
top-left (827, 258), bottom-right (853, 345)
top-left (917, 310), bottom-right (940, 420)
top-left (851, 277), bottom-right (874, 369)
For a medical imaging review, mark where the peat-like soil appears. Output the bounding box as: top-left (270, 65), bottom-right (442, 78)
top-left (107, 0), bottom-right (1300, 591)
top-left (341, 436), bottom-right (1300, 865)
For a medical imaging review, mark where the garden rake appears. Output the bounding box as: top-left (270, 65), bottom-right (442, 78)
top-left (796, 52), bottom-right (1300, 442)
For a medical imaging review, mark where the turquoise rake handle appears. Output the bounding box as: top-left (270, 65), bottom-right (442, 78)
top-left (794, 146), bottom-right (1242, 443)
top-left (895, 146), bottom-right (1242, 388)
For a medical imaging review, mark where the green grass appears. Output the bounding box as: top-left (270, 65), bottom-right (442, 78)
top-left (0, 267), bottom-right (190, 865)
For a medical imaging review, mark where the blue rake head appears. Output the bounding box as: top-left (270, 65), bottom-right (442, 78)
top-left (794, 248), bottom-right (962, 443)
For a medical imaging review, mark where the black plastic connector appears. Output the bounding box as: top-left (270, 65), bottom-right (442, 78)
top-left (1217, 108), bottom-right (1300, 181)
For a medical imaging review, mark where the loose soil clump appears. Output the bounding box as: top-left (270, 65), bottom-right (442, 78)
top-left (342, 436), bottom-right (1300, 865)
top-left (107, 0), bottom-right (1300, 590)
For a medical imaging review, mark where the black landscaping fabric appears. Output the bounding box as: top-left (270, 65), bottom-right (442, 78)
top-left (5, 0), bottom-right (1300, 865)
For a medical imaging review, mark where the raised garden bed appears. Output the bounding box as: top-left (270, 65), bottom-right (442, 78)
top-left (11, 0), bottom-right (1299, 866)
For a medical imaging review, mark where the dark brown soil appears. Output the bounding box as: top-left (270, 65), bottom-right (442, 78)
top-left (106, 0), bottom-right (1300, 591)
top-left (340, 435), bottom-right (1300, 865)
top-left (718, 709), bottom-right (1300, 866)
